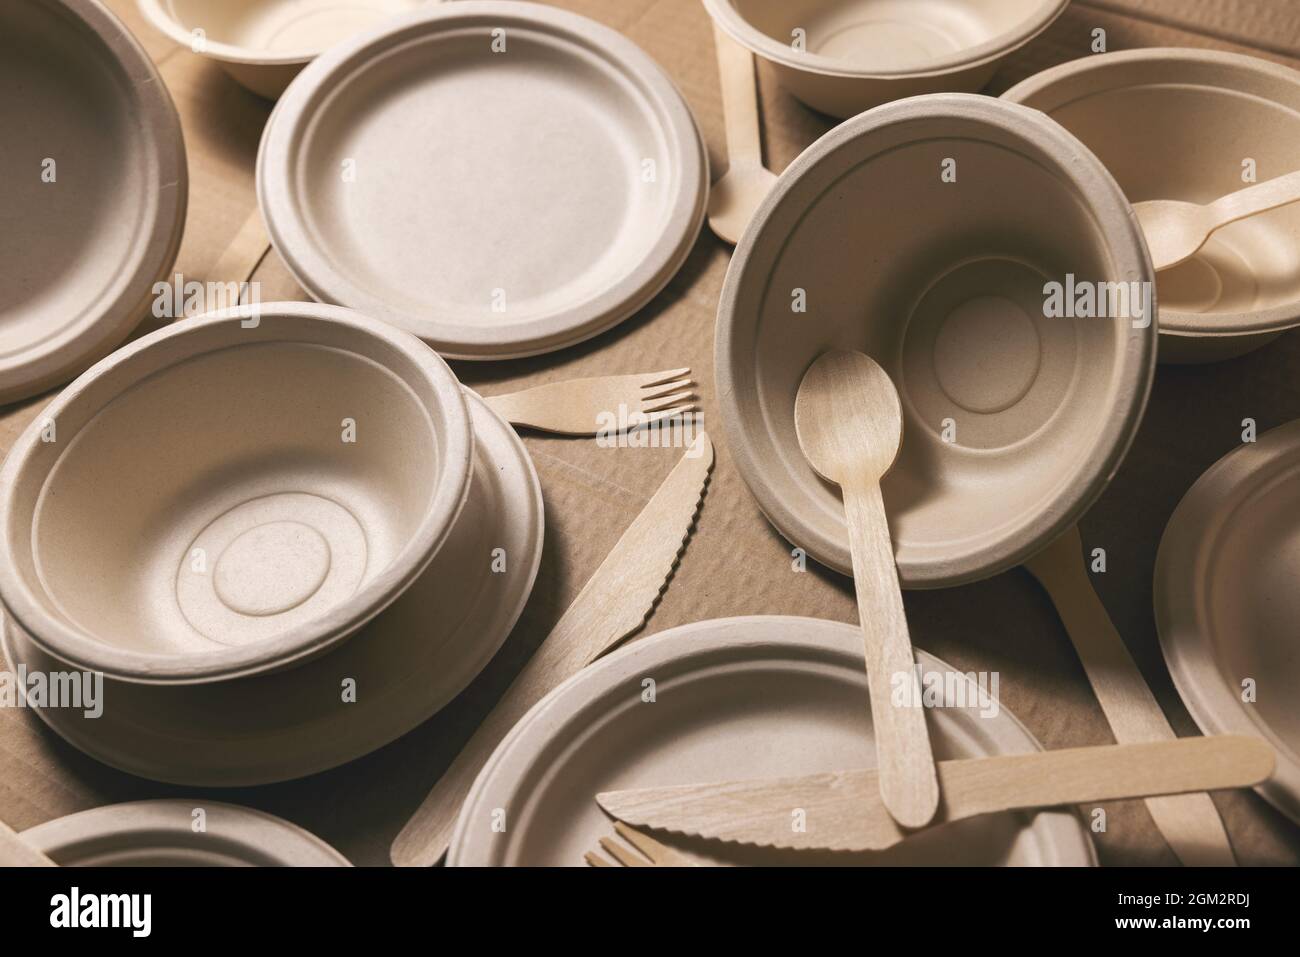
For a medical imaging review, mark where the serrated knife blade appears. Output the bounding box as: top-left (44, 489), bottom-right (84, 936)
top-left (391, 432), bottom-right (714, 866)
top-left (595, 736), bottom-right (1273, 854)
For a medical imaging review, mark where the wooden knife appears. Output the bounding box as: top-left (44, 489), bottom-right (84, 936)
top-left (391, 432), bottom-right (714, 866)
top-left (596, 736), bottom-right (1273, 853)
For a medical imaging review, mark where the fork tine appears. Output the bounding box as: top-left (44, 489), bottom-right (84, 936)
top-left (584, 851), bottom-right (615, 867)
top-left (598, 836), bottom-right (651, 867)
top-left (641, 390), bottom-right (698, 414)
top-left (641, 379), bottom-right (696, 402)
top-left (638, 368), bottom-right (691, 388)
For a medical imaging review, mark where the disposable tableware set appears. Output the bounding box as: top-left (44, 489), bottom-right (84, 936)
top-left (1, 0), bottom-right (1299, 867)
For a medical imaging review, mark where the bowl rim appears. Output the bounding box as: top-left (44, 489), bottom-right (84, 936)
top-left (1153, 418), bottom-right (1300, 824)
top-left (0, 301), bottom-right (474, 685)
top-left (702, 0), bottom-right (1070, 80)
top-left (1002, 47), bottom-right (1300, 339)
top-left (1, 0), bottom-right (187, 405)
top-left (716, 93), bottom-right (1157, 586)
top-left (254, 0), bottom-right (709, 361)
top-left (134, 0), bottom-right (434, 66)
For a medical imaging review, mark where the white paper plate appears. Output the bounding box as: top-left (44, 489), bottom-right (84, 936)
top-left (23, 800), bottom-right (349, 866)
top-left (1156, 419), bottom-right (1300, 824)
top-left (449, 616), bottom-right (1097, 866)
top-left (0, 0), bottom-right (186, 403)
top-left (2, 392), bottom-right (543, 785)
top-left (258, 1), bottom-right (707, 359)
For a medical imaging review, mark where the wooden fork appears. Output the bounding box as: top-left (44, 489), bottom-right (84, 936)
top-left (482, 369), bottom-right (698, 436)
top-left (584, 822), bottom-right (696, 868)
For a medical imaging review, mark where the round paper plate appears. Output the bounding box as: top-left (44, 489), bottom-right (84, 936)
top-left (23, 800), bottom-right (350, 866)
top-left (1155, 419), bottom-right (1300, 824)
top-left (0, 0), bottom-right (186, 404)
top-left (258, 1), bottom-right (707, 359)
top-left (2, 392), bottom-right (543, 786)
top-left (449, 616), bottom-right (1096, 866)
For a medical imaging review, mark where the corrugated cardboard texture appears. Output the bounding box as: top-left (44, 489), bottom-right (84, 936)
top-left (2, 0), bottom-right (1299, 866)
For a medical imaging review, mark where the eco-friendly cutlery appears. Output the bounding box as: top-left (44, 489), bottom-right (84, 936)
top-left (1156, 418), bottom-right (1300, 825)
top-left (584, 822), bottom-right (695, 868)
top-left (1, 0), bottom-right (186, 405)
top-left (596, 736), bottom-right (1273, 853)
top-left (717, 95), bottom-right (1155, 587)
top-left (0, 819), bottom-right (56, 867)
top-left (707, 22), bottom-right (777, 246)
top-left (483, 369), bottom-right (697, 436)
top-left (1026, 526), bottom-right (1238, 866)
top-left (794, 350), bottom-right (938, 829)
top-left (1135, 170), bottom-right (1300, 271)
top-left (448, 617), bottom-right (1096, 866)
top-left (1004, 48), bottom-right (1300, 363)
top-left (392, 433), bottom-right (714, 866)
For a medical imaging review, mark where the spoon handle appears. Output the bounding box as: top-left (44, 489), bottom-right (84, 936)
top-left (1210, 168), bottom-right (1300, 228)
top-left (712, 22), bottom-right (763, 170)
top-left (1025, 525), bottom-right (1237, 866)
top-left (841, 478), bottom-right (939, 829)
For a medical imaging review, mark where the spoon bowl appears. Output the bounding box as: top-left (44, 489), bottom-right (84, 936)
top-left (708, 164), bottom-right (780, 246)
top-left (794, 350), bottom-right (902, 483)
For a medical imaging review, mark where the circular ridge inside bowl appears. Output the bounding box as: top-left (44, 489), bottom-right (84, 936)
top-left (0, 302), bottom-right (473, 684)
top-left (717, 93), bottom-right (1156, 586)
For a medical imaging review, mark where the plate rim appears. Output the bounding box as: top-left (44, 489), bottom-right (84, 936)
top-left (449, 614), bottom-right (1098, 866)
top-left (256, 0), bottom-right (708, 360)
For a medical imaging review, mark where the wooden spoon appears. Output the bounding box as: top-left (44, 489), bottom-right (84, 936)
top-left (0, 820), bottom-right (56, 867)
top-left (794, 350), bottom-right (939, 829)
top-left (1134, 169), bottom-right (1300, 271)
top-left (707, 22), bottom-right (778, 246)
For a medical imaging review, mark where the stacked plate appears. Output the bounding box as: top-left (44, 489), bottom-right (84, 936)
top-left (0, 302), bottom-right (543, 785)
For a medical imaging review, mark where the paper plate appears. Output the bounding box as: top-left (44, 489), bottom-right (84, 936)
top-left (448, 616), bottom-right (1096, 866)
top-left (258, 1), bottom-right (708, 359)
top-left (1155, 419), bottom-right (1300, 824)
top-left (0, 0), bottom-right (186, 404)
top-left (23, 800), bottom-right (350, 866)
top-left (1, 392), bottom-right (543, 786)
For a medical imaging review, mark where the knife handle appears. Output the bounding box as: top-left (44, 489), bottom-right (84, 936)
top-left (1025, 525), bottom-right (1238, 866)
top-left (389, 608), bottom-right (596, 867)
top-left (941, 736), bottom-right (1273, 823)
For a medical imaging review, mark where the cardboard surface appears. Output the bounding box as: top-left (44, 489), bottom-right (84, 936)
top-left (2, 0), bottom-right (1299, 866)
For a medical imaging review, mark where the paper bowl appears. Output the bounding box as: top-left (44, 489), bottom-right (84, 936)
top-left (22, 800), bottom-right (350, 866)
top-left (704, 0), bottom-right (1069, 118)
top-left (717, 95), bottom-right (1155, 586)
top-left (136, 0), bottom-right (430, 99)
top-left (0, 302), bottom-right (473, 684)
top-left (1004, 49), bottom-right (1300, 363)
top-left (0, 0), bottom-right (186, 405)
